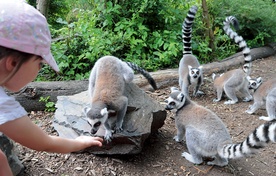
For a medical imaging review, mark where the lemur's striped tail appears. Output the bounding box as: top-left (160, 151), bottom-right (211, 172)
top-left (223, 16), bottom-right (252, 75)
top-left (126, 62), bottom-right (157, 90)
top-left (219, 119), bottom-right (276, 159)
top-left (182, 5), bottom-right (198, 55)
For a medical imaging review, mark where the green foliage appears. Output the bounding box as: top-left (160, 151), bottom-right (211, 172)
top-left (39, 96), bottom-right (56, 112)
top-left (208, 0), bottom-right (276, 48)
top-left (36, 0), bottom-right (276, 81)
top-left (38, 0), bottom-right (189, 81)
top-left (27, 0), bottom-right (70, 29)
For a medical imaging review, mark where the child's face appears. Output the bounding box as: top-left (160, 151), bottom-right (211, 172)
top-left (3, 56), bottom-right (44, 92)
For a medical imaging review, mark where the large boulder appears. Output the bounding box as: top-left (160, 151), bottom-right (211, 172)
top-left (0, 133), bottom-right (24, 175)
top-left (52, 83), bottom-right (166, 155)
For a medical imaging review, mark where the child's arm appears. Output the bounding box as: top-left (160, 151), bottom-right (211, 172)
top-left (0, 116), bottom-right (103, 153)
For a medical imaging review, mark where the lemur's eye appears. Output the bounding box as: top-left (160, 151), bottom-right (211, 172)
top-left (169, 102), bottom-right (176, 106)
top-left (252, 82), bottom-right (256, 86)
top-left (196, 71), bottom-right (199, 74)
top-left (191, 71), bottom-right (194, 74)
top-left (94, 121), bottom-right (101, 128)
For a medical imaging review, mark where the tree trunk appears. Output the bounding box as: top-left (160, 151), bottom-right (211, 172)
top-left (36, 0), bottom-right (50, 18)
top-left (201, 0), bottom-right (215, 53)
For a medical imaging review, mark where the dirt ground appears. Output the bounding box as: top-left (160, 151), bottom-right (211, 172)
top-left (17, 56), bottom-right (276, 176)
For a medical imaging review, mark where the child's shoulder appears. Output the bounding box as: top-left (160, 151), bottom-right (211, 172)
top-left (0, 86), bottom-right (27, 125)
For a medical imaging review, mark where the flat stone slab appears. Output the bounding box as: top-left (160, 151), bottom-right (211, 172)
top-left (52, 83), bottom-right (166, 155)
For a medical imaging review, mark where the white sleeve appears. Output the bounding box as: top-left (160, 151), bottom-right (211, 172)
top-left (0, 87), bottom-right (27, 125)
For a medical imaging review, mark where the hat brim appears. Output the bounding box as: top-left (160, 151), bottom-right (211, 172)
top-left (42, 52), bottom-right (59, 72)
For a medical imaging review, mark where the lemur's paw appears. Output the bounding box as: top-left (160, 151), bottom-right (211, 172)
top-left (245, 109), bottom-right (254, 114)
top-left (115, 126), bottom-right (123, 133)
top-left (224, 100), bottom-right (237, 105)
top-left (259, 116), bottom-right (275, 121)
top-left (193, 90), bottom-right (205, 97)
top-left (104, 130), bottom-right (113, 143)
top-left (243, 96), bottom-right (253, 102)
top-left (213, 98), bottom-right (220, 102)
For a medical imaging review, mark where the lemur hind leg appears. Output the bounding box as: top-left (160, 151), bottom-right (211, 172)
top-left (121, 61), bottom-right (134, 82)
top-left (182, 129), bottom-right (204, 165)
top-left (223, 84), bottom-right (238, 104)
top-left (213, 88), bottom-right (223, 102)
top-left (260, 93), bottom-right (276, 121)
top-left (240, 85), bottom-right (253, 102)
top-left (113, 96), bottom-right (128, 132)
top-left (246, 101), bottom-right (263, 114)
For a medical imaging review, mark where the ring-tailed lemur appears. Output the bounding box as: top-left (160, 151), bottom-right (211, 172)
top-left (179, 5), bottom-right (204, 98)
top-left (165, 87), bottom-right (276, 166)
top-left (83, 55), bottom-right (157, 143)
top-left (212, 16), bottom-right (253, 104)
top-left (246, 77), bottom-right (276, 121)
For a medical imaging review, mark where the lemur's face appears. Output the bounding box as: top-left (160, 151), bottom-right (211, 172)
top-left (190, 68), bottom-right (200, 79)
top-left (83, 107), bottom-right (108, 134)
top-left (248, 77), bottom-right (262, 90)
top-left (165, 97), bottom-right (178, 110)
top-left (188, 65), bottom-right (202, 79)
top-left (165, 87), bottom-right (185, 110)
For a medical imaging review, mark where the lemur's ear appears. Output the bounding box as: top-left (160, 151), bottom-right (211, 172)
top-left (188, 65), bottom-right (192, 70)
top-left (212, 73), bottom-right (216, 80)
top-left (177, 92), bottom-right (185, 102)
top-left (170, 87), bottom-right (179, 93)
top-left (83, 107), bottom-right (91, 115)
top-left (100, 108), bottom-right (108, 116)
top-left (256, 77), bottom-right (263, 83)
top-left (198, 65), bottom-right (203, 70)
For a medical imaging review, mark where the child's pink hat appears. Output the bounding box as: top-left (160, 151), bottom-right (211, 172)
top-left (0, 0), bottom-right (59, 72)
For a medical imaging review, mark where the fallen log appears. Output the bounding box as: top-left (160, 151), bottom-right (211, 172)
top-left (7, 44), bottom-right (276, 111)
top-left (147, 44), bottom-right (276, 89)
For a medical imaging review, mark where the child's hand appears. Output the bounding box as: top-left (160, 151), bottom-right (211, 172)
top-left (75, 136), bottom-right (103, 147)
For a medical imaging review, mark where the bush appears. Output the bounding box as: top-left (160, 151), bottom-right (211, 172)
top-left (38, 0), bottom-right (190, 81)
top-left (208, 0), bottom-right (276, 48)
top-left (36, 0), bottom-right (276, 81)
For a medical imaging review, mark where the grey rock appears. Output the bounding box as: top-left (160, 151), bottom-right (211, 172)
top-left (0, 133), bottom-right (24, 175)
top-left (53, 83), bottom-right (166, 155)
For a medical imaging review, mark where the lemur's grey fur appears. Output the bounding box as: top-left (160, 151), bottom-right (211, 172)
top-left (212, 16), bottom-right (253, 104)
top-left (246, 77), bottom-right (276, 121)
top-left (179, 5), bottom-right (204, 97)
top-left (165, 87), bottom-right (276, 166)
top-left (83, 56), bottom-right (157, 143)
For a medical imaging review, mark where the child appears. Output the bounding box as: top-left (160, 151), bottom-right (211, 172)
top-left (0, 1), bottom-right (103, 175)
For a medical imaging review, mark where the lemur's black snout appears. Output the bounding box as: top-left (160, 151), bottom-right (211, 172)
top-left (91, 129), bottom-right (98, 134)
top-left (165, 105), bottom-right (173, 111)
